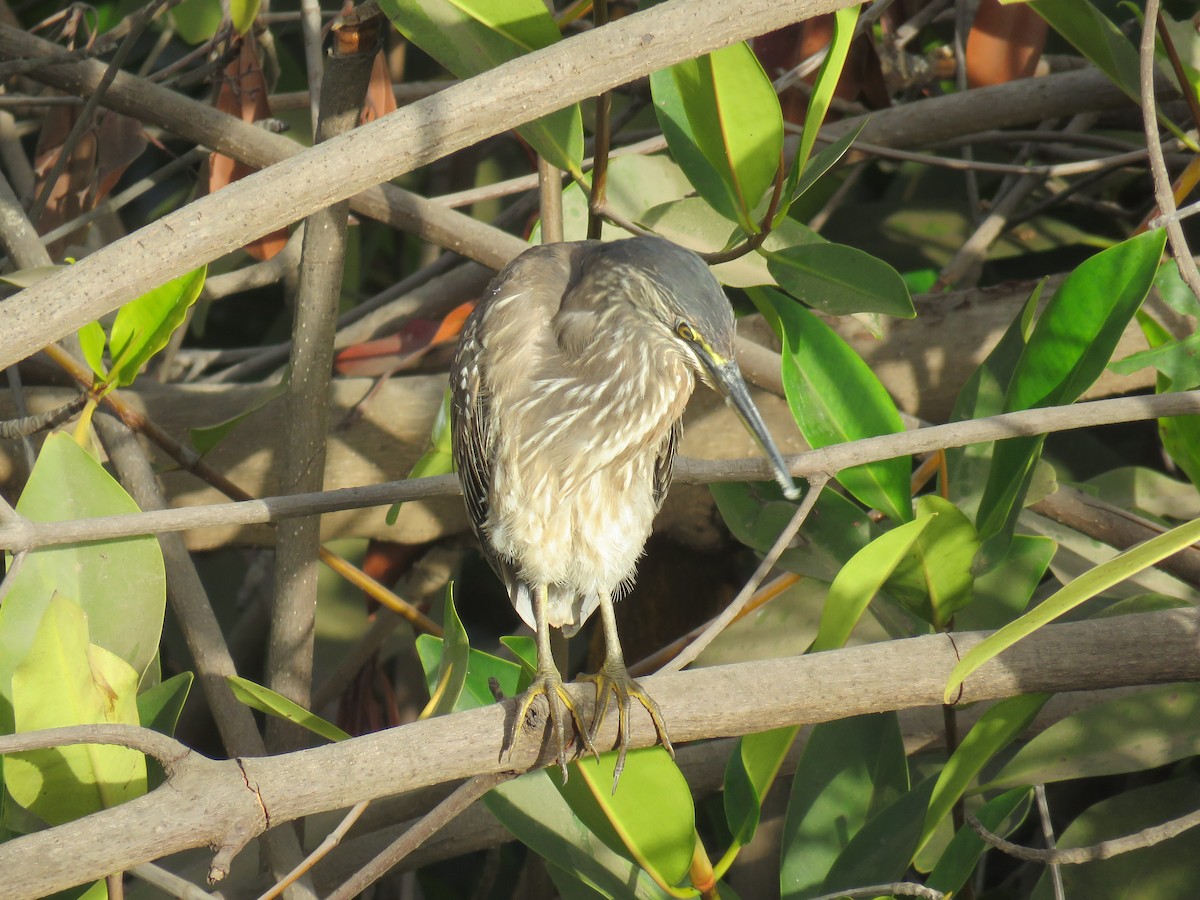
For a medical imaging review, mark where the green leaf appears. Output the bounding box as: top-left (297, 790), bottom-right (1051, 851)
top-left (230, 0), bottom-right (260, 34)
top-left (651, 42), bottom-right (783, 232)
top-left (984, 684), bottom-right (1200, 791)
top-left (170, 0), bottom-right (223, 44)
top-left (1136, 311), bottom-right (1200, 490)
top-left (108, 266), bottom-right (206, 388)
top-left (945, 514), bottom-right (1200, 700)
top-left (955, 534), bottom-right (1056, 631)
top-left (811, 514), bottom-right (936, 653)
top-left (764, 242), bottom-right (914, 318)
top-left (77, 320), bottom-right (107, 380)
top-left (226, 676), bottom-right (350, 743)
top-left (391, 389), bottom-right (454, 524)
top-left (724, 726), bottom-right (797, 849)
top-left (1031, 777), bottom-right (1200, 899)
top-left (415, 636), bottom-right (526, 710)
top-left (425, 585), bottom-right (471, 717)
top-left (557, 749), bottom-right (696, 891)
top-left (6, 595), bottom-right (147, 825)
top-left (886, 496), bottom-right (979, 630)
top-left (927, 788), bottom-right (1032, 895)
top-left (976, 230), bottom-right (1167, 542)
top-left (1087, 466), bottom-right (1200, 521)
top-left (710, 481), bottom-right (874, 583)
top-left (944, 280), bottom-right (1043, 520)
top-left (1109, 329), bottom-right (1200, 390)
top-left (917, 693), bottom-right (1049, 857)
top-left (822, 773), bottom-right (937, 895)
top-left (189, 379), bottom-right (287, 457)
top-left (779, 122), bottom-right (866, 225)
top-left (485, 772), bottom-right (673, 899)
top-left (780, 713), bottom-right (907, 900)
top-left (751, 287), bottom-right (911, 523)
top-left (793, 6), bottom-right (859, 176)
top-left (137, 672), bottom-right (193, 736)
top-left (0, 433), bottom-right (165, 732)
top-left (378, 0), bottom-right (583, 175)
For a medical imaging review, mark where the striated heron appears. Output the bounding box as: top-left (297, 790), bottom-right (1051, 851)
top-left (450, 236), bottom-right (799, 784)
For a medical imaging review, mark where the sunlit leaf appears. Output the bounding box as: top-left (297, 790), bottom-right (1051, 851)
top-left (422, 585), bottom-right (471, 718)
top-left (752, 288), bottom-right (912, 523)
top-left (6, 595), bottom-right (147, 825)
top-left (558, 749), bottom-right (696, 890)
top-left (886, 495), bottom-right (980, 630)
top-left (227, 676), bottom-right (350, 743)
top-left (945, 514), bottom-right (1200, 700)
top-left (379, 0), bottom-right (583, 174)
top-left (724, 726), bottom-right (796, 848)
top-left (764, 242), bottom-right (914, 318)
top-left (107, 266), bottom-right (207, 388)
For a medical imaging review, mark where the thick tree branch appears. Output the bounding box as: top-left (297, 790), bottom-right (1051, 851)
top-left (0, 608), bottom-right (1197, 899)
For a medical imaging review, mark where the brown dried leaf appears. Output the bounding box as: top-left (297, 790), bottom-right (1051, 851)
top-left (966, 0), bottom-right (1048, 88)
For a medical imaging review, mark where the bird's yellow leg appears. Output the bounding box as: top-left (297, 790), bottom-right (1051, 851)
top-left (580, 595), bottom-right (674, 790)
top-left (503, 584), bottom-right (595, 781)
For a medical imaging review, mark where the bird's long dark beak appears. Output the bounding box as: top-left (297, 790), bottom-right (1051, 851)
top-left (699, 353), bottom-right (801, 501)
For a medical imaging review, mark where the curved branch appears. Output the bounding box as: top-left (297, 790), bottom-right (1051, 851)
top-left (0, 607), bottom-right (1197, 899)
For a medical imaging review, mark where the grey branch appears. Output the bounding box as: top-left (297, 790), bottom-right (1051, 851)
top-left (0, 607), bottom-right (1197, 899)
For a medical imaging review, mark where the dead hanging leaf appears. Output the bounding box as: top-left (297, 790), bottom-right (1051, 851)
top-left (966, 0), bottom-right (1048, 88)
top-left (32, 101), bottom-right (147, 256)
top-left (333, 301), bottom-right (475, 377)
top-left (360, 50), bottom-right (398, 125)
top-left (209, 34), bottom-right (288, 261)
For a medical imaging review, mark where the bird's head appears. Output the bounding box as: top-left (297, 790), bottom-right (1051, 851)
top-left (598, 237), bottom-right (801, 501)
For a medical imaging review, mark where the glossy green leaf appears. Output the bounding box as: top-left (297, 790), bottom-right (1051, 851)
top-left (946, 514), bottom-right (1200, 700)
top-left (227, 676), bottom-right (350, 743)
top-left (976, 230), bottom-right (1166, 542)
top-left (230, 0), bottom-right (260, 34)
top-left (424, 585), bottom-right (471, 717)
top-left (137, 672), bottom-right (193, 736)
top-left (710, 481), bottom-right (874, 583)
top-left (917, 693), bottom-right (1049, 857)
top-left (0, 434), bottom-right (165, 732)
top-left (779, 122), bottom-right (866, 226)
top-left (944, 280), bottom-right (1042, 519)
top-left (955, 534), bottom-right (1056, 631)
top-left (651, 43), bottom-right (782, 232)
top-left (485, 771), bottom-right (672, 899)
top-left (886, 496), bottom-right (979, 630)
top-left (558, 749), bottom-right (695, 891)
top-left (107, 266), bottom-right (206, 388)
top-left (1031, 777), bottom-right (1200, 899)
top-left (1028, 0), bottom-right (1190, 146)
top-left (724, 726), bottom-right (796, 849)
top-left (6, 595), bottom-right (147, 825)
top-left (764, 242), bottom-right (914, 318)
top-left (416, 636), bottom-right (525, 710)
top-left (77, 320), bottom-right (106, 380)
top-left (927, 788), bottom-right (1032, 895)
top-left (751, 287), bottom-right (911, 523)
top-left (984, 684), bottom-right (1200, 791)
top-left (780, 713), bottom-right (907, 899)
top-left (378, 0), bottom-right (583, 175)
top-left (822, 773), bottom-right (937, 895)
top-left (811, 514), bottom-right (935, 653)
top-left (1135, 311), bottom-right (1200, 490)
top-left (793, 6), bottom-right (859, 176)
top-left (1153, 259), bottom-right (1200, 318)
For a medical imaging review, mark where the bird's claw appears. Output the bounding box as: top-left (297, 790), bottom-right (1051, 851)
top-left (580, 662), bottom-right (673, 792)
top-left (504, 669), bottom-right (595, 782)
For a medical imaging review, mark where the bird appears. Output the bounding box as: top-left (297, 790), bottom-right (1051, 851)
top-left (450, 235), bottom-right (799, 785)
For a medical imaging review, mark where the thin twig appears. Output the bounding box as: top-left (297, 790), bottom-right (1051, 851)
top-left (327, 773), bottom-right (513, 900)
top-left (1141, 0), bottom-right (1200, 300)
top-left (807, 884), bottom-right (945, 900)
top-left (661, 473), bottom-right (830, 672)
top-left (1035, 784), bottom-right (1065, 900)
top-left (257, 801), bottom-right (370, 900)
top-left (967, 804), bottom-right (1200, 864)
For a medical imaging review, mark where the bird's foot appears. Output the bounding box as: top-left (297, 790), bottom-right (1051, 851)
top-left (504, 667), bottom-right (595, 782)
top-left (580, 661), bottom-right (674, 791)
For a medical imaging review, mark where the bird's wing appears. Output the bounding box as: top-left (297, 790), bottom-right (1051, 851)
top-left (653, 418), bottom-right (682, 512)
top-left (450, 308), bottom-right (492, 544)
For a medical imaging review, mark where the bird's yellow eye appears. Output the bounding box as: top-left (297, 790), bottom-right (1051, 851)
top-left (676, 322), bottom-right (698, 342)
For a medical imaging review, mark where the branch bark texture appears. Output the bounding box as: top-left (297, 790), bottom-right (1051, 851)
top-left (1, 608), bottom-right (1197, 899)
